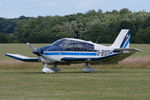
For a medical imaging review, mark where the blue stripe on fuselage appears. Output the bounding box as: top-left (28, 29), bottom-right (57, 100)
top-left (43, 52), bottom-right (97, 56)
top-left (61, 53), bottom-right (121, 61)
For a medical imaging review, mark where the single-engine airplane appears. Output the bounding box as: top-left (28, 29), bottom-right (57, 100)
top-left (5, 29), bottom-right (142, 73)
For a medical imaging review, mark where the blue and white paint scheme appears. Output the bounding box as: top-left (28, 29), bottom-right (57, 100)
top-left (5, 29), bottom-right (142, 73)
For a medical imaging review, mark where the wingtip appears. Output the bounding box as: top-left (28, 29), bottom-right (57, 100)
top-left (137, 49), bottom-right (143, 52)
top-left (5, 53), bottom-right (10, 56)
top-left (131, 48), bottom-right (142, 52)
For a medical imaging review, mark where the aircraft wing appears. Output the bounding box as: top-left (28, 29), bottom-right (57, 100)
top-left (113, 48), bottom-right (142, 53)
top-left (5, 53), bottom-right (39, 62)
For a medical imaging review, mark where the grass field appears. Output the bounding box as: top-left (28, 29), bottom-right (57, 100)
top-left (0, 43), bottom-right (47, 60)
top-left (0, 69), bottom-right (150, 100)
top-left (0, 44), bottom-right (150, 100)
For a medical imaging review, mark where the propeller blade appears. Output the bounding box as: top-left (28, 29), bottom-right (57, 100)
top-left (26, 42), bottom-right (48, 63)
top-left (26, 42), bottom-right (37, 51)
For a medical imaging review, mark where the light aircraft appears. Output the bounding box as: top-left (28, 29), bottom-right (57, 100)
top-left (5, 29), bottom-right (141, 73)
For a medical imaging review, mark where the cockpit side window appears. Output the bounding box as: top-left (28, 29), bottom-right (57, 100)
top-left (75, 42), bottom-right (94, 51)
top-left (62, 40), bottom-right (94, 51)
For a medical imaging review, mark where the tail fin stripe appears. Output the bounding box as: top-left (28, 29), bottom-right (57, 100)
top-left (123, 36), bottom-right (130, 48)
top-left (120, 31), bottom-right (130, 48)
top-left (111, 29), bottom-right (130, 48)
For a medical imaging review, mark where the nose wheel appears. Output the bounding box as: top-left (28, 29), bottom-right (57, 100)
top-left (42, 63), bottom-right (61, 74)
top-left (82, 63), bottom-right (96, 73)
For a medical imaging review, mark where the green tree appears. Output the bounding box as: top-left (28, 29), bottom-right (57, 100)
top-left (64, 21), bottom-right (87, 39)
top-left (0, 8), bottom-right (150, 43)
top-left (112, 10), bottom-right (119, 14)
top-left (0, 33), bottom-right (8, 43)
top-left (136, 28), bottom-right (150, 43)
top-left (120, 8), bottom-right (131, 14)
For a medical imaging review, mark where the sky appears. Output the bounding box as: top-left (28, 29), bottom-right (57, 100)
top-left (0, 0), bottom-right (150, 18)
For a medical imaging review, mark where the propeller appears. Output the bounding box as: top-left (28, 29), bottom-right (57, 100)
top-left (26, 42), bottom-right (37, 51)
top-left (26, 42), bottom-right (43, 56)
top-left (26, 42), bottom-right (59, 73)
top-left (26, 42), bottom-right (48, 63)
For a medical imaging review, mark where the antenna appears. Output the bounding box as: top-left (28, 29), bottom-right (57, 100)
top-left (95, 35), bottom-right (100, 43)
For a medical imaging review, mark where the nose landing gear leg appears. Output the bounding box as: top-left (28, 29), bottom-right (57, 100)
top-left (42, 63), bottom-right (61, 74)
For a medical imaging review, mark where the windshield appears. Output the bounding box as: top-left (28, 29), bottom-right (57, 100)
top-left (51, 39), bottom-right (66, 46)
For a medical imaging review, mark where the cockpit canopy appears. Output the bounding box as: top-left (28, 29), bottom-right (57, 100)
top-left (34, 38), bottom-right (95, 56)
top-left (51, 38), bottom-right (94, 51)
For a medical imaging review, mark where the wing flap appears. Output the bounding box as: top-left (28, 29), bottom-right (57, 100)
top-left (5, 53), bottom-right (39, 62)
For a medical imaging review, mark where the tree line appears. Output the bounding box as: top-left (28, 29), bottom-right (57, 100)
top-left (0, 8), bottom-right (150, 43)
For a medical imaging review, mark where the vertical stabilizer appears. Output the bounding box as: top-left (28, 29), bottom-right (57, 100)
top-left (111, 29), bottom-right (130, 48)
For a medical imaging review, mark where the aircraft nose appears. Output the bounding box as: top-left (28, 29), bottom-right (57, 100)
top-left (32, 49), bottom-right (43, 56)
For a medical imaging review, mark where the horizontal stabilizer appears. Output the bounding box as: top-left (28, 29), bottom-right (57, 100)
top-left (113, 48), bottom-right (142, 53)
top-left (5, 53), bottom-right (39, 62)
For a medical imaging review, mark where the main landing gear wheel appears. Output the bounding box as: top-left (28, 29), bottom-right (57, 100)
top-left (82, 63), bottom-right (96, 73)
top-left (42, 63), bottom-right (61, 74)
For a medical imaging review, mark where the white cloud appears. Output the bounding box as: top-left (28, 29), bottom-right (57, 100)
top-left (76, 0), bottom-right (103, 8)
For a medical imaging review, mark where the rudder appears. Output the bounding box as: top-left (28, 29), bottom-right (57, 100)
top-left (111, 29), bottom-right (130, 48)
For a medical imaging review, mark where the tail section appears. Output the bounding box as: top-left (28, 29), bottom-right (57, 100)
top-left (111, 29), bottom-right (130, 48)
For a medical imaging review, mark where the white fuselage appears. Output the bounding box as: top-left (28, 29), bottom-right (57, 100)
top-left (42, 42), bottom-right (117, 64)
